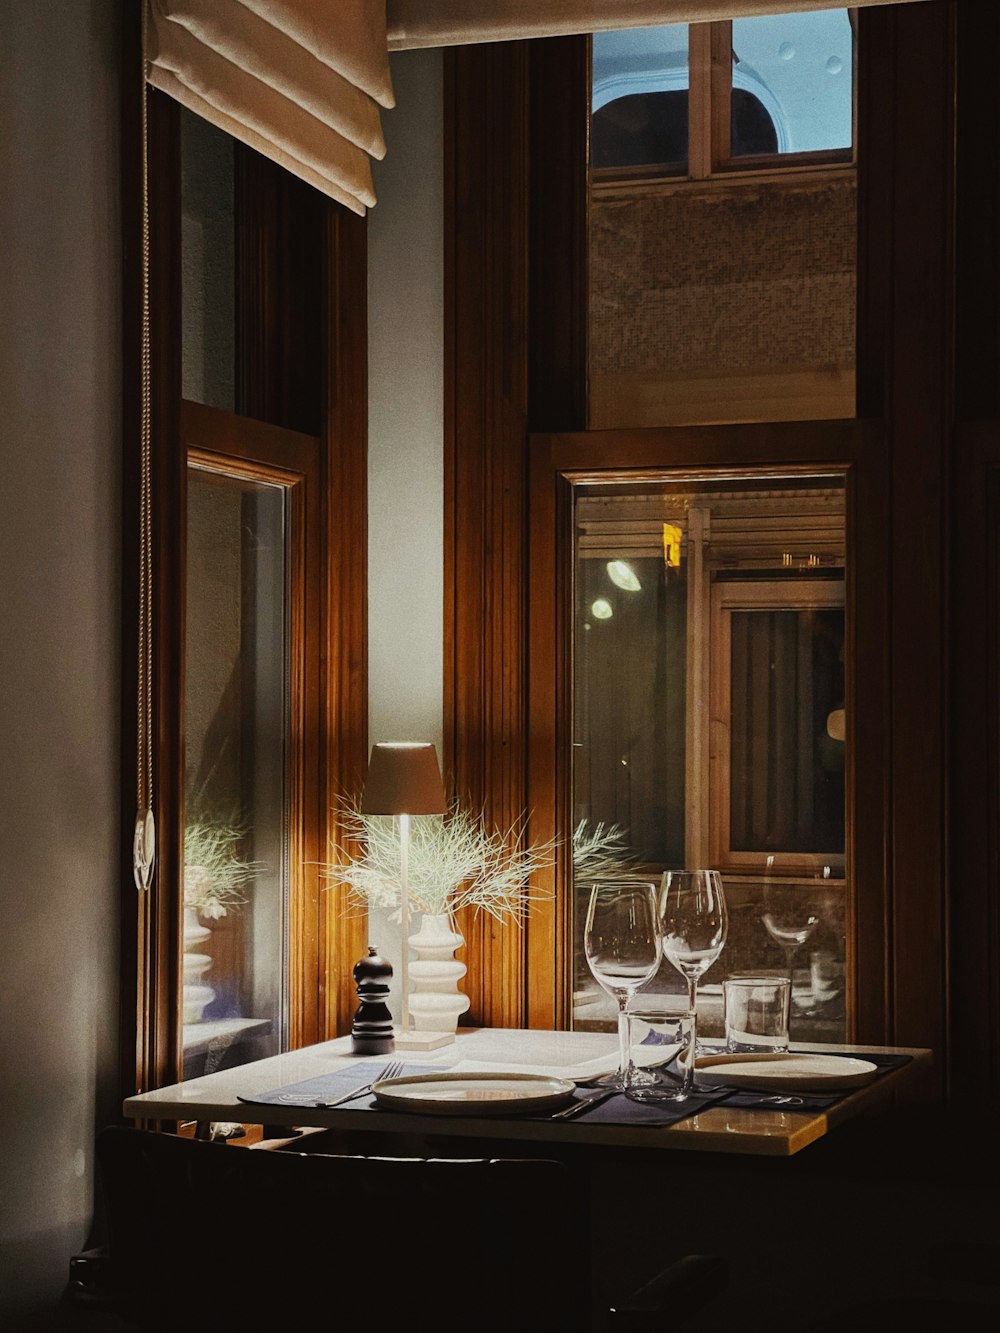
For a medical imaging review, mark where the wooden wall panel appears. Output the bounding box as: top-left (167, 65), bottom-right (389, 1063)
top-left (444, 37), bottom-right (589, 1027)
top-left (857, 1), bottom-right (955, 1081)
top-left (951, 425), bottom-right (1000, 1104)
top-left (444, 41), bottom-right (532, 1027)
top-left (322, 206), bottom-right (370, 1039)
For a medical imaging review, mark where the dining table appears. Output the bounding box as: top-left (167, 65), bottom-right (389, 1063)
top-left (122, 1025), bottom-right (932, 1158)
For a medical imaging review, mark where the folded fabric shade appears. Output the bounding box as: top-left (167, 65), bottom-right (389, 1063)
top-left (144, 0), bottom-right (393, 215)
top-left (386, 0), bottom-right (920, 49)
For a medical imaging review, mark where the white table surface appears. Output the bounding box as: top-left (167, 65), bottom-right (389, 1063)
top-left (123, 1026), bottom-right (931, 1157)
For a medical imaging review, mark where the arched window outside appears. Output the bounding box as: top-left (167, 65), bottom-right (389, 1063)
top-left (592, 9), bottom-right (854, 183)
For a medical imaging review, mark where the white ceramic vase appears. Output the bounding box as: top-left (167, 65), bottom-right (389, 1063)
top-left (183, 905), bottom-right (215, 1024)
top-left (407, 911), bottom-right (470, 1034)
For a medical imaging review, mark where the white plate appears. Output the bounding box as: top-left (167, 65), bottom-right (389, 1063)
top-left (684, 1052), bottom-right (879, 1092)
top-left (371, 1072), bottom-right (577, 1116)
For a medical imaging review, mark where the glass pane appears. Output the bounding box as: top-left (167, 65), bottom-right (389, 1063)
top-left (729, 607), bottom-right (845, 854)
top-left (572, 475), bottom-right (847, 1046)
top-left (182, 465), bottom-right (289, 1079)
top-left (181, 108), bottom-right (236, 412)
top-left (588, 14), bottom-right (857, 430)
top-left (731, 9), bottom-right (854, 158)
top-left (591, 25), bottom-right (689, 173)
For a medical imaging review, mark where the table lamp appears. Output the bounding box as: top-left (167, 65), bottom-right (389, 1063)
top-left (361, 741), bottom-right (449, 1050)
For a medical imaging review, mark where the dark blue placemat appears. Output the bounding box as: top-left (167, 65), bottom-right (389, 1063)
top-left (239, 1048), bottom-right (913, 1125)
top-left (238, 1061), bottom-right (439, 1109)
top-left (542, 1049), bottom-right (914, 1125)
top-left (526, 1084), bottom-right (733, 1127)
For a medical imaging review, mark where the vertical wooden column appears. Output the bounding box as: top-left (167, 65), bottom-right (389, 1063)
top-left (951, 3), bottom-right (1000, 1103)
top-left (444, 37), bottom-right (588, 1027)
top-left (857, 2), bottom-right (955, 1080)
top-left (444, 41), bottom-right (531, 1027)
top-left (322, 205), bottom-right (370, 1039)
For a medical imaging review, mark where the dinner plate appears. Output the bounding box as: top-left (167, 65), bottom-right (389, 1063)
top-left (683, 1052), bottom-right (880, 1092)
top-left (370, 1071), bottom-right (576, 1116)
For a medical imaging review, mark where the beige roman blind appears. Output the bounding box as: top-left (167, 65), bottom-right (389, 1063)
top-left (144, 0), bottom-right (394, 215)
top-left (386, 0), bottom-right (921, 49)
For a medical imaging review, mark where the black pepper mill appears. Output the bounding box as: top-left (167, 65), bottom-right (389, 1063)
top-left (350, 946), bottom-right (395, 1055)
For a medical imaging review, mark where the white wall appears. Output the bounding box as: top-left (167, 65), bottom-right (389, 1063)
top-left (0, 2), bottom-right (122, 1322)
top-left (366, 50), bottom-right (444, 1006)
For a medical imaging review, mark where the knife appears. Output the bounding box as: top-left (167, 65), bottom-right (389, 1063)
top-left (550, 1086), bottom-right (618, 1120)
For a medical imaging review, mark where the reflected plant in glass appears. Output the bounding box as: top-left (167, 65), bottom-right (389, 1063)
top-left (183, 818), bottom-right (263, 921)
top-left (583, 879), bottom-right (662, 1091)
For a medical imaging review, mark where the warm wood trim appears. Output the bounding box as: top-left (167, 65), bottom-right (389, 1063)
top-left (529, 36), bottom-right (590, 433)
top-left (526, 420), bottom-right (887, 1036)
top-left (321, 205), bottom-right (370, 1040)
top-left (123, 58), bottom-right (368, 1098)
top-left (589, 366), bottom-right (857, 431)
top-left (182, 401), bottom-right (323, 1053)
top-left (591, 161), bottom-right (855, 201)
top-left (444, 41), bottom-right (532, 1028)
top-left (687, 23), bottom-right (713, 181)
top-left (709, 577), bottom-right (846, 875)
top-left (183, 401), bottom-right (317, 472)
top-left (120, 1), bottom-right (147, 1104)
top-left (235, 149), bottom-right (325, 438)
top-left (951, 422), bottom-right (1000, 1103)
top-left (444, 36), bottom-right (590, 1028)
top-left (145, 88), bottom-right (185, 1100)
top-left (709, 19), bottom-right (733, 169)
top-left (857, 1), bottom-right (954, 1085)
top-left (954, 5), bottom-right (1000, 420)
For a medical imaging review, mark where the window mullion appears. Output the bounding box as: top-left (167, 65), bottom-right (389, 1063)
top-left (687, 23), bottom-right (713, 179)
top-left (711, 20), bottom-right (734, 170)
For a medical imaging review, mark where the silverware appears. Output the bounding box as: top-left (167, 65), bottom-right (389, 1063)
top-left (550, 1086), bottom-right (618, 1120)
top-left (314, 1058), bottom-right (404, 1109)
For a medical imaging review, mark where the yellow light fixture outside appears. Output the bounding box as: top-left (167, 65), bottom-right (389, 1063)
top-left (663, 524), bottom-right (682, 570)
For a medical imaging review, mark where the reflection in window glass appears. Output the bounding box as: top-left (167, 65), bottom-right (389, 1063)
top-left (181, 109), bottom-right (235, 411)
top-left (572, 476), bottom-right (847, 1046)
top-left (182, 465), bottom-right (289, 1079)
top-left (731, 9), bottom-right (853, 157)
top-left (591, 24), bottom-right (689, 172)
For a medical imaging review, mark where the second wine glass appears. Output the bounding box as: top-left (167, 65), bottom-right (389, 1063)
top-left (630, 869), bottom-right (728, 1103)
top-left (584, 879), bottom-right (662, 1092)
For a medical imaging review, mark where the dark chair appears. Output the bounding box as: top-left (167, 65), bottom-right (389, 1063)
top-left (87, 1125), bottom-right (727, 1333)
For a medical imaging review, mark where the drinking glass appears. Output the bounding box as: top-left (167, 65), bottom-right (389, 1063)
top-left (631, 869), bottom-right (728, 1102)
top-left (761, 855), bottom-right (822, 1009)
top-left (584, 879), bottom-right (662, 1091)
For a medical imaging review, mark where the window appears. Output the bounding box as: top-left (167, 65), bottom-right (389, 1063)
top-left (124, 88), bottom-right (368, 1099)
top-left (568, 472), bottom-right (850, 1046)
top-left (592, 10), bottom-right (855, 186)
top-left (588, 11), bottom-right (859, 431)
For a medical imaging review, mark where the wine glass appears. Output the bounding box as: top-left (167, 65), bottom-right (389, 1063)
top-left (584, 879), bottom-right (662, 1092)
top-left (630, 869), bottom-right (728, 1103)
top-left (761, 855), bottom-right (821, 1010)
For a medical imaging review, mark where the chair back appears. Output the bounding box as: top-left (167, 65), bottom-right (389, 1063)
top-left (96, 1125), bottom-right (589, 1333)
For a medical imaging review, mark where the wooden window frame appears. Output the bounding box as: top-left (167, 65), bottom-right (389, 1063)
top-left (121, 65), bottom-right (368, 1102)
top-left (525, 424), bottom-right (884, 1040)
top-left (709, 575), bottom-right (846, 875)
top-left (182, 400), bottom-right (322, 1056)
top-left (592, 14), bottom-right (857, 199)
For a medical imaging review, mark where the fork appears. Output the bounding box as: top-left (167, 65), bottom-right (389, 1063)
top-left (315, 1058), bottom-right (404, 1109)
